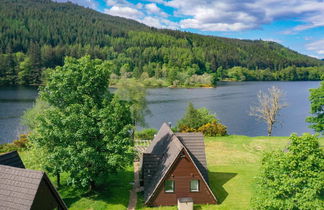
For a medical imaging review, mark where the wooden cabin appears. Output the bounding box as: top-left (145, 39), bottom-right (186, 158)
top-left (0, 151), bottom-right (67, 210)
top-left (141, 123), bottom-right (217, 206)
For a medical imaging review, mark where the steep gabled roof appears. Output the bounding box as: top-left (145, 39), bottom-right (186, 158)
top-left (143, 123), bottom-right (184, 202)
top-left (0, 151), bottom-right (25, 168)
top-left (176, 132), bottom-right (209, 183)
top-left (143, 123), bottom-right (216, 204)
top-left (0, 165), bottom-right (67, 210)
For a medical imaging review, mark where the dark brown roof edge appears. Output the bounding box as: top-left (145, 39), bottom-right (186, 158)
top-left (145, 147), bottom-right (183, 205)
top-left (0, 150), bottom-right (25, 168)
top-left (182, 147), bottom-right (217, 203)
top-left (145, 146), bottom-right (217, 205)
top-left (42, 173), bottom-right (68, 210)
top-left (0, 150), bottom-right (17, 156)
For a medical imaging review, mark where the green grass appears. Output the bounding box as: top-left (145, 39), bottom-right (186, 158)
top-left (17, 135), bottom-right (324, 210)
top-left (19, 151), bottom-right (133, 210)
top-left (137, 135), bottom-right (323, 210)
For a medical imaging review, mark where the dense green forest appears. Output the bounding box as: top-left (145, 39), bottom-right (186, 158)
top-left (0, 0), bottom-right (323, 86)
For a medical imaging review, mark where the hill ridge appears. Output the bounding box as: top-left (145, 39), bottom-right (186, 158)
top-left (0, 0), bottom-right (323, 86)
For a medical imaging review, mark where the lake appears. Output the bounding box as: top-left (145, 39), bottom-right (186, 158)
top-left (0, 81), bottom-right (320, 144)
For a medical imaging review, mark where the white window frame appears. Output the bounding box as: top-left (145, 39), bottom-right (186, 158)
top-left (190, 179), bottom-right (199, 192)
top-left (164, 180), bottom-right (175, 193)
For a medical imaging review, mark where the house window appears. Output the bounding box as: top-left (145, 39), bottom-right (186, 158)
top-left (190, 179), bottom-right (199, 192)
top-left (164, 180), bottom-right (174, 193)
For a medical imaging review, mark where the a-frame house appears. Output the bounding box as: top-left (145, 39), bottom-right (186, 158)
top-left (141, 123), bottom-right (217, 206)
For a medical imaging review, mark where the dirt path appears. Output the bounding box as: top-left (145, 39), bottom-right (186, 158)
top-left (127, 161), bottom-right (140, 210)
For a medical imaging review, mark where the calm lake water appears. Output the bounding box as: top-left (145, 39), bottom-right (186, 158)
top-left (0, 81), bottom-right (320, 144)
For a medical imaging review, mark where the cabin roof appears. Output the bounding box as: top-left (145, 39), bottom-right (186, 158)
top-left (143, 123), bottom-right (184, 202)
top-left (0, 152), bottom-right (67, 210)
top-left (0, 151), bottom-right (25, 168)
top-left (0, 164), bottom-right (44, 209)
top-left (175, 132), bottom-right (209, 183)
top-left (143, 123), bottom-right (214, 204)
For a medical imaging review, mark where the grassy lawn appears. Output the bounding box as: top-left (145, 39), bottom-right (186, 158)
top-left (19, 151), bottom-right (133, 210)
top-left (137, 135), bottom-right (323, 210)
top-left (17, 135), bottom-right (324, 210)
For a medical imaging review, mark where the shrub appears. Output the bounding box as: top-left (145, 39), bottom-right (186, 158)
top-left (177, 103), bottom-right (217, 130)
top-left (0, 134), bottom-right (29, 153)
top-left (13, 134), bottom-right (28, 148)
top-left (177, 103), bottom-right (227, 136)
top-left (251, 134), bottom-right (324, 209)
top-left (135, 128), bottom-right (158, 140)
top-left (198, 120), bottom-right (227, 136)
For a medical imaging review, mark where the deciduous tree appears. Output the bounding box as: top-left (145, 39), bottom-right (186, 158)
top-left (250, 86), bottom-right (287, 136)
top-left (252, 134), bottom-right (324, 209)
top-left (29, 56), bottom-right (134, 190)
top-left (306, 81), bottom-right (324, 134)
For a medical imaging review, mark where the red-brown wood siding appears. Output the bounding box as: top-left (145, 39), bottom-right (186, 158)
top-left (31, 179), bottom-right (62, 210)
top-left (148, 149), bottom-right (216, 206)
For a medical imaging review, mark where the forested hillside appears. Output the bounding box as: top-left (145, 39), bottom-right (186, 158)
top-left (0, 0), bottom-right (323, 86)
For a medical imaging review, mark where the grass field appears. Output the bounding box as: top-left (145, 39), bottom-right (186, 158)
top-left (19, 135), bottom-right (324, 210)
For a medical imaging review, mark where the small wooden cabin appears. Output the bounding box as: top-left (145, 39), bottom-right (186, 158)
top-left (0, 151), bottom-right (67, 210)
top-left (141, 123), bottom-right (217, 206)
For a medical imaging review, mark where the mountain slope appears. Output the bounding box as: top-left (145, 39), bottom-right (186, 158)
top-left (0, 0), bottom-right (323, 86)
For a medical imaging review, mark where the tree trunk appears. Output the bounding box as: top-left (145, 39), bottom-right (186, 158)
top-left (268, 123), bottom-right (273, 136)
top-left (89, 180), bottom-right (96, 191)
top-left (56, 172), bottom-right (60, 188)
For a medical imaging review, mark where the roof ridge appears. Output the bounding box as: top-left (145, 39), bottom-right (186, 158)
top-left (0, 164), bottom-right (44, 175)
top-left (0, 150), bottom-right (19, 155)
top-left (171, 134), bottom-right (184, 150)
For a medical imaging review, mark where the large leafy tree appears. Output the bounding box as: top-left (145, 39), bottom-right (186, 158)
top-left (307, 81), bottom-right (324, 134)
top-left (30, 56), bottom-right (134, 189)
top-left (252, 134), bottom-right (324, 209)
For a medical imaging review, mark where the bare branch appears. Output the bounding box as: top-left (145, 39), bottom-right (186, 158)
top-left (249, 86), bottom-right (288, 136)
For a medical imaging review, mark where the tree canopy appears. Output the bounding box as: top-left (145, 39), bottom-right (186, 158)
top-left (252, 134), bottom-right (324, 209)
top-left (29, 56), bottom-right (134, 189)
top-left (307, 81), bottom-right (324, 134)
top-left (0, 0), bottom-right (323, 86)
top-left (176, 103), bottom-right (227, 136)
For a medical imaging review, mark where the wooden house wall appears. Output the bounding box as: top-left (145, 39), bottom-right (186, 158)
top-left (31, 179), bottom-right (63, 210)
top-left (148, 150), bottom-right (216, 206)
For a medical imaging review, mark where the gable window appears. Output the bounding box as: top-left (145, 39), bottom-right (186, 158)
top-left (164, 180), bottom-right (174, 193)
top-left (190, 179), bottom-right (199, 192)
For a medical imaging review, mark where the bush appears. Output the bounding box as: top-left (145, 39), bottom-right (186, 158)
top-left (13, 134), bottom-right (28, 148)
top-left (135, 128), bottom-right (158, 140)
top-left (251, 134), bottom-right (324, 209)
top-left (0, 134), bottom-right (29, 153)
top-left (143, 78), bottom-right (166, 87)
top-left (198, 120), bottom-right (227, 136)
top-left (177, 103), bottom-right (217, 130)
top-left (177, 103), bottom-right (227, 136)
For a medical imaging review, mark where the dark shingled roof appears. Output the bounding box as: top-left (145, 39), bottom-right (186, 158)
top-left (0, 165), bottom-right (43, 209)
top-left (175, 132), bottom-right (209, 183)
top-left (142, 123), bottom-right (214, 204)
top-left (0, 151), bottom-right (25, 168)
top-left (0, 165), bottom-right (67, 210)
top-left (143, 123), bottom-right (184, 202)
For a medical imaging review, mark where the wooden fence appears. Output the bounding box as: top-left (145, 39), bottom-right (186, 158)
top-left (134, 140), bottom-right (152, 160)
